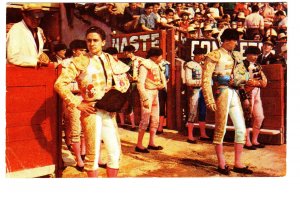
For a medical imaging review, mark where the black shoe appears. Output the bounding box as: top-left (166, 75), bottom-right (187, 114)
top-left (135, 146), bottom-right (150, 153)
top-left (98, 163), bottom-right (107, 168)
top-left (233, 166), bottom-right (253, 174)
top-left (75, 165), bottom-right (84, 172)
top-left (156, 130), bottom-right (164, 135)
top-left (217, 165), bottom-right (230, 175)
top-left (187, 139), bottom-right (197, 144)
top-left (199, 137), bottom-right (212, 141)
top-left (81, 154), bottom-right (86, 161)
top-left (253, 143), bottom-right (265, 148)
top-left (129, 126), bottom-right (138, 131)
top-left (244, 145), bottom-right (257, 150)
top-left (147, 145), bottom-right (163, 150)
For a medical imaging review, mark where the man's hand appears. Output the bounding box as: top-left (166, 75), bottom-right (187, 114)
top-left (246, 78), bottom-right (261, 87)
top-left (77, 102), bottom-right (96, 115)
top-left (143, 99), bottom-right (150, 109)
top-left (207, 103), bottom-right (217, 111)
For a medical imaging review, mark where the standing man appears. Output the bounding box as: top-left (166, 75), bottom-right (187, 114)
top-left (240, 46), bottom-right (268, 150)
top-left (185, 48), bottom-right (210, 144)
top-left (244, 5), bottom-right (264, 40)
top-left (118, 45), bottom-right (145, 130)
top-left (55, 26), bottom-right (130, 178)
top-left (6, 3), bottom-right (48, 67)
top-left (202, 28), bottom-right (253, 175)
top-left (135, 47), bottom-right (166, 153)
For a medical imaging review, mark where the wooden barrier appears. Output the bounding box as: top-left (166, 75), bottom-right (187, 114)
top-left (6, 65), bottom-right (60, 177)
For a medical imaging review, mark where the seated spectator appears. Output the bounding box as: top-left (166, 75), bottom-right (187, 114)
top-left (265, 27), bottom-right (278, 41)
top-left (253, 33), bottom-right (262, 41)
top-left (178, 11), bottom-right (191, 33)
top-left (212, 28), bottom-right (220, 39)
top-left (274, 10), bottom-right (287, 33)
top-left (159, 8), bottom-right (178, 30)
top-left (138, 3), bottom-right (158, 32)
top-left (257, 37), bottom-right (278, 65)
top-left (187, 3), bottom-right (200, 19)
top-left (237, 27), bottom-right (245, 40)
top-left (123, 3), bottom-right (143, 33)
top-left (202, 25), bottom-right (214, 39)
top-left (278, 32), bottom-right (287, 42)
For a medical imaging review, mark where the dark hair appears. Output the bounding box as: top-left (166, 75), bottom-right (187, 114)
top-left (86, 26), bottom-right (106, 40)
top-left (104, 47), bottom-right (118, 55)
top-left (145, 3), bottom-right (154, 9)
top-left (220, 28), bottom-right (239, 42)
top-left (123, 45), bottom-right (136, 53)
top-left (244, 46), bottom-right (261, 55)
top-left (146, 47), bottom-right (163, 58)
top-left (275, 10), bottom-right (285, 16)
top-left (54, 43), bottom-right (67, 52)
top-left (193, 47), bottom-right (207, 55)
top-left (165, 8), bottom-right (174, 15)
top-left (69, 39), bottom-right (87, 50)
top-left (252, 5), bottom-right (259, 12)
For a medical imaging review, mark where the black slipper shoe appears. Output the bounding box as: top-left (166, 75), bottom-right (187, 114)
top-left (253, 143), bottom-right (265, 148)
top-left (98, 163), bottom-right (107, 168)
top-left (147, 145), bottom-right (163, 150)
top-left (217, 165), bottom-right (230, 175)
top-left (244, 145), bottom-right (257, 150)
top-left (187, 139), bottom-right (197, 144)
top-left (156, 130), bottom-right (164, 135)
top-left (75, 165), bottom-right (84, 172)
top-left (135, 146), bottom-right (150, 153)
top-left (233, 166), bottom-right (253, 174)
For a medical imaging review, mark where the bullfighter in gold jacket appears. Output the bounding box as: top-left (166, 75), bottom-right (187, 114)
top-left (202, 29), bottom-right (253, 175)
top-left (55, 26), bottom-right (130, 178)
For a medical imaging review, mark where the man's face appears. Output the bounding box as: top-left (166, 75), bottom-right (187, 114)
top-left (57, 49), bottom-right (66, 59)
top-left (262, 43), bottom-right (273, 53)
top-left (145, 6), bottom-right (153, 15)
top-left (23, 10), bottom-right (43, 29)
top-left (73, 48), bottom-right (87, 57)
top-left (223, 40), bottom-right (238, 51)
top-left (86, 32), bottom-right (106, 55)
top-left (246, 54), bottom-right (259, 63)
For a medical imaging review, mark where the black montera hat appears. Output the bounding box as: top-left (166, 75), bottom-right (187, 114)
top-left (104, 47), bottom-right (118, 55)
top-left (146, 47), bottom-right (163, 58)
top-left (220, 28), bottom-right (239, 42)
top-left (193, 47), bottom-right (207, 55)
top-left (54, 43), bottom-right (67, 52)
top-left (244, 46), bottom-right (261, 55)
top-left (123, 45), bottom-right (136, 53)
top-left (69, 39), bottom-right (87, 50)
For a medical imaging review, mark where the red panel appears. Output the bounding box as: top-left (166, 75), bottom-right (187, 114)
top-left (6, 65), bottom-right (59, 174)
top-left (6, 110), bottom-right (45, 127)
top-left (6, 139), bottom-right (55, 172)
top-left (6, 86), bottom-right (46, 113)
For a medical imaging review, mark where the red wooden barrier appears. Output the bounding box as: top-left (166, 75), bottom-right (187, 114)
top-left (6, 64), bottom-right (60, 177)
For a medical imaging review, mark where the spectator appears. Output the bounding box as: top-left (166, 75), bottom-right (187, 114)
top-left (241, 46), bottom-right (268, 150)
top-left (185, 48), bottom-right (211, 144)
top-left (138, 3), bottom-right (158, 32)
top-left (278, 32), bottom-right (287, 42)
top-left (257, 37), bottom-right (278, 65)
top-left (6, 3), bottom-right (48, 67)
top-left (159, 8), bottom-right (178, 30)
top-left (244, 5), bottom-right (264, 40)
top-left (202, 25), bottom-right (214, 39)
top-left (187, 3), bottom-right (200, 19)
top-left (261, 3), bottom-right (275, 29)
top-left (275, 10), bottom-right (287, 33)
top-left (123, 3), bottom-right (143, 33)
top-left (253, 33), bottom-right (262, 41)
top-left (135, 47), bottom-right (166, 153)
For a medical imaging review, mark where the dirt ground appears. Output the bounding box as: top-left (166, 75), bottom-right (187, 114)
top-left (61, 125), bottom-right (286, 178)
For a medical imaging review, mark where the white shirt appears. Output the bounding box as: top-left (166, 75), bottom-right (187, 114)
top-left (6, 20), bottom-right (44, 67)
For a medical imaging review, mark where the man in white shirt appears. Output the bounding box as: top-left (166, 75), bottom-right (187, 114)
top-left (244, 5), bottom-right (264, 40)
top-left (6, 3), bottom-right (46, 67)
